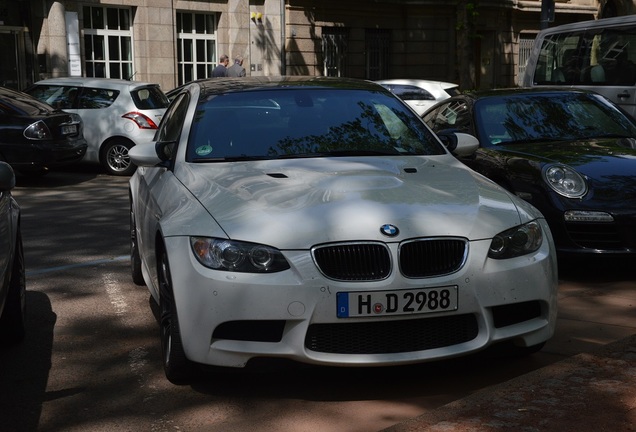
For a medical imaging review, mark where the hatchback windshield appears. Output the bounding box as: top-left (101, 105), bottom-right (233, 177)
top-left (474, 92), bottom-right (636, 146)
top-left (187, 88), bottom-right (445, 161)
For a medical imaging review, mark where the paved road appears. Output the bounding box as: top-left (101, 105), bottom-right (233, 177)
top-left (1, 167), bottom-right (634, 432)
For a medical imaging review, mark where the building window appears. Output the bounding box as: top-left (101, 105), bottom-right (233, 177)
top-left (322, 27), bottom-right (348, 77)
top-left (177, 12), bottom-right (217, 86)
top-left (366, 29), bottom-right (390, 80)
top-left (83, 6), bottom-right (133, 79)
top-left (518, 33), bottom-right (536, 85)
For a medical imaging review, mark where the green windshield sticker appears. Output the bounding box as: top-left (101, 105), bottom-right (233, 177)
top-left (195, 145), bottom-right (213, 156)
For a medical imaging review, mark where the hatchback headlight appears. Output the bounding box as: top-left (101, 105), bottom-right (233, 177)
top-left (24, 120), bottom-right (52, 140)
top-left (543, 164), bottom-right (587, 198)
top-left (190, 237), bottom-right (290, 273)
top-left (488, 221), bottom-right (543, 259)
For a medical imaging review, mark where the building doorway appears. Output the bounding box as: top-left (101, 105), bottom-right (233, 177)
top-left (0, 28), bottom-right (25, 90)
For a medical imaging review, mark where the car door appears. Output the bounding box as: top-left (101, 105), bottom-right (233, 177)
top-left (133, 91), bottom-right (191, 294)
top-left (0, 179), bottom-right (12, 311)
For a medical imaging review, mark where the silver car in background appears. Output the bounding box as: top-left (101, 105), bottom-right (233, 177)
top-left (25, 78), bottom-right (169, 175)
top-left (376, 79), bottom-right (460, 116)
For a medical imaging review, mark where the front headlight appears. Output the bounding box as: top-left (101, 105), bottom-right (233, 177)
top-left (543, 164), bottom-right (587, 198)
top-left (190, 237), bottom-right (290, 273)
top-left (488, 221), bottom-right (543, 259)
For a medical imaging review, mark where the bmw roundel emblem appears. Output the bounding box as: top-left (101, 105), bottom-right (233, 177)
top-left (380, 224), bottom-right (399, 237)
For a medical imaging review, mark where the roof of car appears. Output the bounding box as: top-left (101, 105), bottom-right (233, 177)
top-left (180, 76), bottom-right (391, 98)
top-left (32, 77), bottom-right (161, 90)
top-left (375, 79), bottom-right (458, 88)
top-left (462, 86), bottom-right (599, 99)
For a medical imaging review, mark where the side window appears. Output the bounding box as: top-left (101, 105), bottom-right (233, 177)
top-left (78, 87), bottom-right (119, 109)
top-left (156, 92), bottom-right (190, 143)
top-left (424, 100), bottom-right (472, 134)
top-left (26, 85), bottom-right (79, 109)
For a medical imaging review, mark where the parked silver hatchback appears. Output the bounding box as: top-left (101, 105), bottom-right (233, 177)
top-left (25, 78), bottom-right (170, 175)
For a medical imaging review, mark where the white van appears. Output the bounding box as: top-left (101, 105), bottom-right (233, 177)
top-left (521, 15), bottom-right (636, 118)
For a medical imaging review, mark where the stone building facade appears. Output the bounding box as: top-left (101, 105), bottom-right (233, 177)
top-left (0, 0), bottom-right (629, 92)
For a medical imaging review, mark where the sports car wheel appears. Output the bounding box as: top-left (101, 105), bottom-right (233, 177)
top-left (130, 206), bottom-right (145, 286)
top-left (158, 248), bottom-right (194, 384)
top-left (101, 139), bottom-right (136, 176)
top-left (0, 230), bottom-right (26, 345)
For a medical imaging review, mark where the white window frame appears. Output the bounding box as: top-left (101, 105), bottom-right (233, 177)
top-left (82, 6), bottom-right (134, 79)
top-left (176, 12), bottom-right (218, 85)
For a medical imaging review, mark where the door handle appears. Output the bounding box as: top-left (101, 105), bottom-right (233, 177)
top-left (617, 91), bottom-right (630, 99)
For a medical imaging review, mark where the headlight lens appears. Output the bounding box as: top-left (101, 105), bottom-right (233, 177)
top-left (543, 164), bottom-right (587, 198)
top-left (24, 120), bottom-right (52, 140)
top-left (488, 221), bottom-right (543, 259)
top-left (190, 237), bottom-right (290, 273)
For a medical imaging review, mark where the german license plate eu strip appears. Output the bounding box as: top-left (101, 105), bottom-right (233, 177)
top-left (337, 286), bottom-right (458, 318)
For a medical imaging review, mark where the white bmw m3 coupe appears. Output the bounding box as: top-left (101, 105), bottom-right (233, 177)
top-left (128, 77), bottom-right (558, 384)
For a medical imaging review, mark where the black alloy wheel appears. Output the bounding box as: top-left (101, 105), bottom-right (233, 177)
top-left (130, 205), bottom-right (145, 286)
top-left (158, 247), bottom-right (194, 384)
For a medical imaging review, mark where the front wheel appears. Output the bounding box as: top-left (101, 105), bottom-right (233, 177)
top-left (130, 206), bottom-right (145, 286)
top-left (0, 230), bottom-right (26, 345)
top-left (101, 139), bottom-right (136, 176)
top-left (158, 247), bottom-right (195, 384)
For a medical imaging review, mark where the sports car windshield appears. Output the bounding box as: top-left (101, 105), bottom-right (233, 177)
top-left (474, 93), bottom-right (636, 146)
top-left (186, 88), bottom-right (445, 161)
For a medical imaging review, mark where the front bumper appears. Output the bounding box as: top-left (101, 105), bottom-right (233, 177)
top-left (164, 223), bottom-right (558, 368)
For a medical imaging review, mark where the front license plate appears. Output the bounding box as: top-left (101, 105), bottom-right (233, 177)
top-left (337, 286), bottom-right (458, 318)
top-left (61, 124), bottom-right (77, 135)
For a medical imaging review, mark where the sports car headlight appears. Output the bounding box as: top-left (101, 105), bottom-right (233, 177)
top-left (190, 237), bottom-right (290, 273)
top-left (488, 221), bottom-right (543, 259)
top-left (543, 164), bottom-right (588, 198)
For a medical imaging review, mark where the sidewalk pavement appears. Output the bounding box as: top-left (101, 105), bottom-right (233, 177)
top-left (383, 264), bottom-right (636, 432)
top-left (384, 333), bottom-right (636, 432)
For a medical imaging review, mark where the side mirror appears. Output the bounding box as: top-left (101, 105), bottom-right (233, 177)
top-left (436, 129), bottom-right (479, 157)
top-left (0, 162), bottom-right (16, 191)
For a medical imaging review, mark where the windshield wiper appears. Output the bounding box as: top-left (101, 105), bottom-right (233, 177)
top-left (276, 150), bottom-right (402, 159)
top-left (192, 155), bottom-right (268, 162)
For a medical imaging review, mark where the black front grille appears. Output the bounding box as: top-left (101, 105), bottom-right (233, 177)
top-left (305, 314), bottom-right (478, 354)
top-left (400, 238), bottom-right (467, 277)
top-left (313, 238), bottom-right (468, 281)
top-left (313, 243), bottom-right (391, 281)
top-left (565, 222), bottom-right (623, 250)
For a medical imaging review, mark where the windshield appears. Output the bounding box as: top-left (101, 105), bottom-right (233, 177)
top-left (474, 92), bottom-right (636, 146)
top-left (0, 87), bottom-right (54, 116)
top-left (186, 88), bottom-right (445, 162)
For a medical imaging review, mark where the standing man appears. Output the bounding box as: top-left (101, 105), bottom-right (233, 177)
top-left (227, 55), bottom-right (246, 77)
top-left (212, 54), bottom-right (229, 77)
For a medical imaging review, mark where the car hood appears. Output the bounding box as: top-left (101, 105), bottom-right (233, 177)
top-left (176, 157), bottom-right (529, 249)
top-left (494, 137), bottom-right (636, 174)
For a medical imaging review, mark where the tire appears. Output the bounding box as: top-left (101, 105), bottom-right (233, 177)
top-left (130, 205), bottom-right (145, 286)
top-left (101, 139), bottom-right (136, 176)
top-left (158, 247), bottom-right (195, 384)
top-left (0, 230), bottom-right (26, 345)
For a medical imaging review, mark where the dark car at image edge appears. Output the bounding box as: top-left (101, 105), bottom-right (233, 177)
top-left (0, 161), bottom-right (25, 345)
top-left (0, 86), bottom-right (87, 175)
